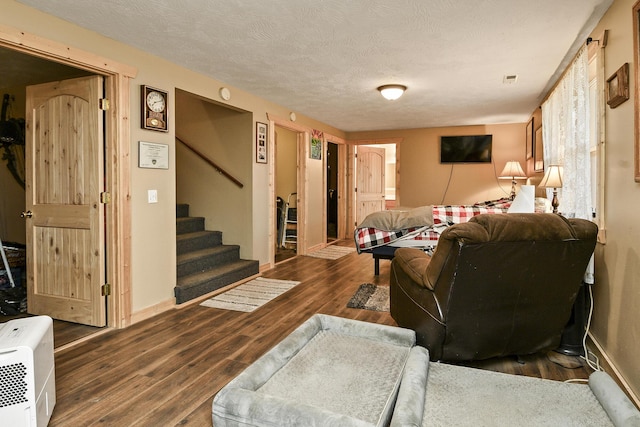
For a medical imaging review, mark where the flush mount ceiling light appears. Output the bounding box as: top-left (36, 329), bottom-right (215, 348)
top-left (377, 84), bottom-right (407, 100)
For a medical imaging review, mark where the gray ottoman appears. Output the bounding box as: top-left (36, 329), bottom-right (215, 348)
top-left (212, 313), bottom-right (415, 427)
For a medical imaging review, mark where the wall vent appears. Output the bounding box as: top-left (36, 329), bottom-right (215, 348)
top-left (503, 74), bottom-right (518, 84)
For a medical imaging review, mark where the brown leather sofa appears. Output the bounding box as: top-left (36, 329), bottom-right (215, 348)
top-left (390, 213), bottom-right (598, 361)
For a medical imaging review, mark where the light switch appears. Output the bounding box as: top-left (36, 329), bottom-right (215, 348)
top-left (148, 189), bottom-right (158, 204)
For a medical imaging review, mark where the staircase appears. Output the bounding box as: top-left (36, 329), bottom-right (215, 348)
top-left (175, 204), bottom-right (259, 304)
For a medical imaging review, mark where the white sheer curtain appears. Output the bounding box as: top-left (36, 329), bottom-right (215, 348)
top-left (541, 46), bottom-right (593, 283)
top-left (541, 46), bottom-right (592, 220)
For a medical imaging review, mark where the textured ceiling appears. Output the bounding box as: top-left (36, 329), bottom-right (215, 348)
top-left (15, 0), bottom-right (613, 131)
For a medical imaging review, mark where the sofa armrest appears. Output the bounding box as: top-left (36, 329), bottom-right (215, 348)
top-left (393, 248), bottom-right (434, 290)
top-left (390, 346), bottom-right (430, 427)
top-left (589, 371), bottom-right (640, 426)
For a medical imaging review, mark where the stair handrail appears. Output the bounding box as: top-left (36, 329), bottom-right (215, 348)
top-left (176, 136), bottom-right (244, 189)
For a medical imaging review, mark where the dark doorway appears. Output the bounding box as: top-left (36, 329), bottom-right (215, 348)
top-left (327, 142), bottom-right (338, 242)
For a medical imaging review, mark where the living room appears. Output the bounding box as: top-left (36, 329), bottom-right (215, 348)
top-left (0, 0), bottom-right (639, 424)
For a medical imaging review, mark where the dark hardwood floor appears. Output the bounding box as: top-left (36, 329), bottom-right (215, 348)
top-left (47, 240), bottom-right (591, 426)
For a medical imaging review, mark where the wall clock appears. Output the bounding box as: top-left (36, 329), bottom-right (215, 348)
top-left (141, 85), bottom-right (168, 132)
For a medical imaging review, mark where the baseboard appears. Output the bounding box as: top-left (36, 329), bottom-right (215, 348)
top-left (587, 332), bottom-right (640, 408)
top-left (259, 262), bottom-right (272, 272)
top-left (130, 298), bottom-right (176, 324)
top-left (306, 243), bottom-right (325, 253)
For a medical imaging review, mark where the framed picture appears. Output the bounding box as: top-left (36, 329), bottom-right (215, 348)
top-left (534, 126), bottom-right (544, 172)
top-left (633, 1), bottom-right (640, 181)
top-left (310, 129), bottom-right (323, 160)
top-left (138, 141), bottom-right (169, 169)
top-left (526, 118), bottom-right (534, 159)
top-left (606, 62), bottom-right (629, 109)
top-left (256, 122), bottom-right (268, 164)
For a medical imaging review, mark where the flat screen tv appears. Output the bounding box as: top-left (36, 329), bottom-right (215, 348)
top-left (440, 135), bottom-right (492, 163)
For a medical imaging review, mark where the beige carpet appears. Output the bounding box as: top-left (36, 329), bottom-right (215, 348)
top-left (200, 277), bottom-right (300, 312)
top-left (305, 245), bottom-right (355, 260)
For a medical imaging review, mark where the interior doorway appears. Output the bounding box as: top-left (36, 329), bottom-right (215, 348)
top-left (352, 141), bottom-right (399, 228)
top-left (326, 142), bottom-right (339, 242)
top-left (0, 44), bottom-right (114, 344)
top-left (274, 126), bottom-right (298, 263)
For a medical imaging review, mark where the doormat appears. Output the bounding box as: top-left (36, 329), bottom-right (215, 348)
top-left (346, 283), bottom-right (389, 312)
top-left (305, 245), bottom-right (355, 260)
top-left (200, 277), bottom-right (301, 312)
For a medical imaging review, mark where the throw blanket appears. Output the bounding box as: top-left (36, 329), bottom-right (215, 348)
top-left (355, 198), bottom-right (513, 252)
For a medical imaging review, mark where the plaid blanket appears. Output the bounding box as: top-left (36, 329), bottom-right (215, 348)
top-left (355, 226), bottom-right (427, 252)
top-left (355, 199), bottom-right (511, 252)
top-left (432, 205), bottom-right (508, 226)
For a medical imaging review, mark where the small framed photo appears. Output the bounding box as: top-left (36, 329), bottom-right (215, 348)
top-left (606, 63), bottom-right (629, 109)
top-left (534, 126), bottom-right (544, 172)
top-left (526, 118), bottom-right (534, 160)
top-left (256, 122), bottom-right (268, 164)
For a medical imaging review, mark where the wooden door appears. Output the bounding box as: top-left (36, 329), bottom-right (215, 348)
top-left (25, 76), bottom-right (106, 326)
top-left (356, 146), bottom-right (385, 225)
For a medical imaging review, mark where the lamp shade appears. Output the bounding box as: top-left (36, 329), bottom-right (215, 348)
top-left (499, 161), bottom-right (527, 179)
top-left (539, 165), bottom-right (564, 188)
top-left (377, 84), bottom-right (406, 100)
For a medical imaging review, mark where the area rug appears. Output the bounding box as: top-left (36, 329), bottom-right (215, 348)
top-left (346, 283), bottom-right (389, 312)
top-left (200, 277), bottom-right (301, 312)
top-left (305, 245), bottom-right (355, 260)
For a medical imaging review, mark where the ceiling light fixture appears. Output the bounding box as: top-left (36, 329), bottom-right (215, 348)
top-left (377, 84), bottom-right (407, 100)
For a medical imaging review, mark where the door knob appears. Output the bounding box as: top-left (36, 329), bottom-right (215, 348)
top-left (21, 210), bottom-right (33, 218)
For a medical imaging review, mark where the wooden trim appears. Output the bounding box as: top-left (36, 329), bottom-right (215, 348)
top-left (324, 133), bottom-right (347, 145)
top-left (337, 143), bottom-right (348, 239)
top-left (0, 24), bottom-right (136, 77)
top-left (129, 298), bottom-right (176, 324)
top-left (0, 24), bottom-right (136, 329)
top-left (266, 112), bottom-right (309, 133)
top-left (298, 132), bottom-right (308, 254)
top-left (266, 119), bottom-right (276, 270)
top-left (349, 137), bottom-right (403, 145)
top-left (634, 1), bottom-right (640, 181)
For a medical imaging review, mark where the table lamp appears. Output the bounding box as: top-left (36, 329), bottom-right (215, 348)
top-left (539, 165), bottom-right (563, 214)
top-left (499, 161), bottom-right (527, 200)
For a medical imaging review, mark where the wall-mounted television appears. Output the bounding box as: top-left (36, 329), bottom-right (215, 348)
top-left (440, 135), bottom-right (492, 163)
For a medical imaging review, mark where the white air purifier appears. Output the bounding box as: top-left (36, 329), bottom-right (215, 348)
top-left (0, 316), bottom-right (56, 427)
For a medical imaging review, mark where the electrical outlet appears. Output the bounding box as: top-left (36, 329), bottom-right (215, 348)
top-left (148, 189), bottom-right (158, 204)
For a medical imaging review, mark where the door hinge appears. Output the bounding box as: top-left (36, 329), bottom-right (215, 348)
top-left (99, 98), bottom-right (110, 110)
top-left (100, 192), bottom-right (111, 204)
top-left (102, 283), bottom-right (111, 296)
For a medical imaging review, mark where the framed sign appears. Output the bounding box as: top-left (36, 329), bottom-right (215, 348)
top-left (606, 63), bottom-right (629, 109)
top-left (256, 122), bottom-right (267, 164)
top-left (139, 141), bottom-right (169, 169)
